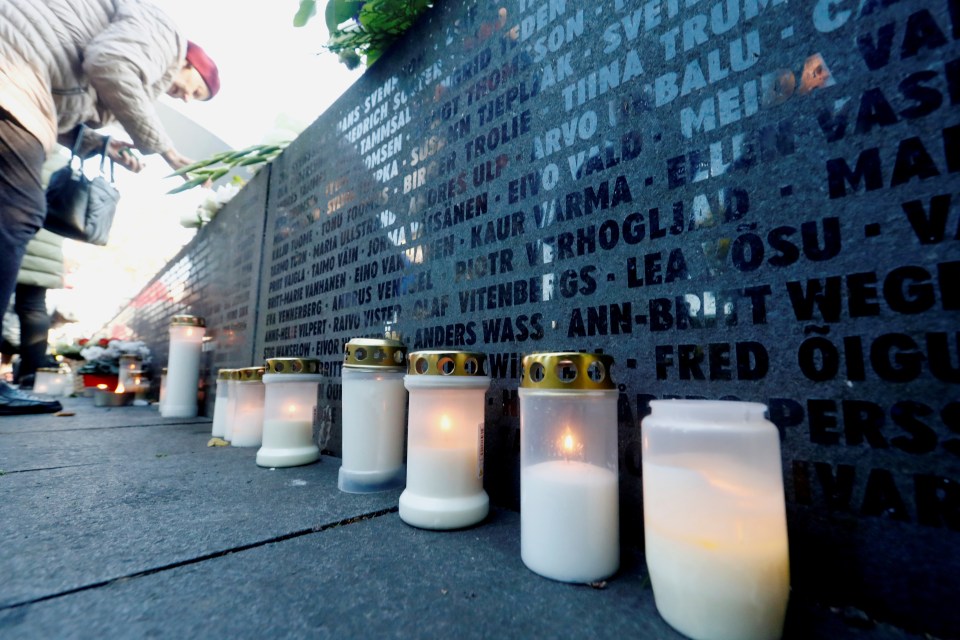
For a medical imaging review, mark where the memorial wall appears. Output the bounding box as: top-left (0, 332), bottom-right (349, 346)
top-left (107, 0), bottom-right (959, 634)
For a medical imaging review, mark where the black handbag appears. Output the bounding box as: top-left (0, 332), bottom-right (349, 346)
top-left (43, 125), bottom-right (120, 246)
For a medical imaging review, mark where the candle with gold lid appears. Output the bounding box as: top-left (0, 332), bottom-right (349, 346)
top-left (210, 368), bottom-right (233, 438)
top-left (399, 350), bottom-right (490, 530)
top-left (338, 337), bottom-right (408, 493)
top-left (162, 315), bottom-right (205, 418)
top-left (256, 358), bottom-right (322, 467)
top-left (230, 366), bottom-right (266, 447)
top-left (519, 352), bottom-right (619, 583)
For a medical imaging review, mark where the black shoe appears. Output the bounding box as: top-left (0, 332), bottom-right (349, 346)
top-left (0, 381), bottom-right (62, 415)
top-left (17, 374), bottom-right (35, 389)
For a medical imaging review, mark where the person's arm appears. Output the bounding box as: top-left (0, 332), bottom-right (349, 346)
top-left (80, 2), bottom-right (185, 165)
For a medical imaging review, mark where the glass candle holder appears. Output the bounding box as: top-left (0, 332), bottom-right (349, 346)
top-left (256, 358), bottom-right (322, 467)
top-left (338, 337), bottom-right (408, 493)
top-left (118, 354), bottom-right (142, 392)
top-left (399, 350), bottom-right (490, 530)
top-left (641, 400), bottom-right (790, 640)
top-left (158, 368), bottom-right (167, 412)
top-left (519, 352), bottom-right (619, 583)
top-left (230, 366), bottom-right (265, 447)
top-left (210, 368), bottom-right (232, 438)
top-left (223, 369), bottom-right (240, 442)
top-left (162, 315), bottom-right (205, 418)
top-left (34, 367), bottom-right (69, 397)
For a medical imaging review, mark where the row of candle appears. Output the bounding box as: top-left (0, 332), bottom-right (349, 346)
top-left (157, 318), bottom-right (790, 640)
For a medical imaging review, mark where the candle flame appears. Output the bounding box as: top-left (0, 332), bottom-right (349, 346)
top-left (186, 327), bottom-right (194, 337)
top-left (563, 433), bottom-right (575, 453)
top-left (287, 404), bottom-right (298, 416)
top-left (115, 381), bottom-right (126, 394)
top-left (440, 415), bottom-right (452, 431)
top-left (96, 384), bottom-right (108, 390)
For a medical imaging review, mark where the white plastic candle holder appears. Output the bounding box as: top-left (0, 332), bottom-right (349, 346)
top-left (230, 367), bottom-right (265, 447)
top-left (399, 350), bottom-right (490, 530)
top-left (210, 368), bottom-right (232, 438)
top-left (157, 368), bottom-right (167, 412)
top-left (256, 358), bottom-right (322, 467)
top-left (338, 338), bottom-right (408, 493)
top-left (161, 315), bottom-right (205, 418)
top-left (222, 369), bottom-right (239, 442)
top-left (641, 400), bottom-right (790, 640)
top-left (519, 352), bottom-right (620, 583)
top-left (34, 367), bottom-right (70, 397)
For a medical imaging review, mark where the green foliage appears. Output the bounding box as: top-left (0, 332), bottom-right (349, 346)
top-left (295, 0), bottom-right (433, 67)
top-left (165, 144), bottom-right (287, 194)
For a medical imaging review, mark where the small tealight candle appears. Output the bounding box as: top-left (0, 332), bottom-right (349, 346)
top-left (519, 352), bottom-right (619, 583)
top-left (641, 400), bottom-right (790, 640)
top-left (161, 315), bottom-right (205, 418)
top-left (338, 338), bottom-right (408, 493)
top-left (256, 358), bottom-right (323, 467)
top-left (399, 350), bottom-right (490, 530)
top-left (118, 354), bottom-right (142, 392)
top-left (230, 367), bottom-right (265, 447)
top-left (34, 367), bottom-right (68, 397)
top-left (210, 368), bottom-right (231, 438)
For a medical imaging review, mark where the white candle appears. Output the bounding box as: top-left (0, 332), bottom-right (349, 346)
top-left (163, 318), bottom-right (205, 418)
top-left (406, 445), bottom-right (480, 498)
top-left (210, 373), bottom-right (229, 438)
top-left (643, 455), bottom-right (790, 640)
top-left (256, 419), bottom-right (318, 466)
top-left (339, 365), bottom-right (406, 491)
top-left (521, 460), bottom-right (619, 583)
top-left (399, 352), bottom-right (491, 530)
top-left (256, 361), bottom-right (322, 468)
top-left (230, 372), bottom-right (265, 447)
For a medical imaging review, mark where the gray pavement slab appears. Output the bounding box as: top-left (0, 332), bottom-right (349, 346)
top-left (0, 398), bottom-right (928, 639)
top-left (1, 397), bottom-right (399, 607)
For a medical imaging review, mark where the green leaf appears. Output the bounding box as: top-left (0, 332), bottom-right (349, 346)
top-left (165, 176), bottom-right (209, 194)
top-left (293, 0), bottom-right (317, 27)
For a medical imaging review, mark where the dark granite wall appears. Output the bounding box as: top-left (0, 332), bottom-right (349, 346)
top-left (105, 1), bottom-right (959, 634)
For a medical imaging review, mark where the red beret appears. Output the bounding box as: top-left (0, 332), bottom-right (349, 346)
top-left (185, 41), bottom-right (220, 100)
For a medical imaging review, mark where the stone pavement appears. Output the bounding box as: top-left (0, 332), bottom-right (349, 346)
top-left (0, 397), bottom-right (927, 639)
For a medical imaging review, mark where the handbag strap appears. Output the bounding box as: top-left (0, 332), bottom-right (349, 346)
top-left (97, 135), bottom-right (116, 183)
top-left (71, 124), bottom-right (115, 182)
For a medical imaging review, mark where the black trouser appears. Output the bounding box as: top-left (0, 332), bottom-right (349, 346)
top-left (0, 110), bottom-right (46, 326)
top-left (13, 283), bottom-right (50, 382)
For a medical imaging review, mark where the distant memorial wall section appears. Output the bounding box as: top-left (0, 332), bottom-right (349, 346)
top-left (106, 0), bottom-right (959, 634)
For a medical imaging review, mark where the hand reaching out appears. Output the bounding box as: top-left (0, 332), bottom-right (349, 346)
top-left (161, 149), bottom-right (194, 174)
top-left (106, 138), bottom-right (144, 173)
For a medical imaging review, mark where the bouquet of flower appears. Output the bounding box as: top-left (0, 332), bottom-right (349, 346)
top-left (77, 340), bottom-right (152, 376)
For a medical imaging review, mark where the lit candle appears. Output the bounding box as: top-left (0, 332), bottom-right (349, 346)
top-left (642, 400), bottom-right (790, 640)
top-left (210, 369), bottom-right (232, 438)
top-left (229, 367), bottom-right (265, 447)
top-left (338, 338), bottom-right (407, 493)
top-left (257, 358), bottom-right (322, 467)
top-left (161, 315), bottom-right (205, 418)
top-left (399, 351), bottom-right (490, 530)
top-left (118, 355), bottom-right (142, 393)
top-left (519, 352), bottom-right (619, 583)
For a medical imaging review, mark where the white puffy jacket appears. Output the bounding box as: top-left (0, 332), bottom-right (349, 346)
top-left (0, 0), bottom-right (186, 154)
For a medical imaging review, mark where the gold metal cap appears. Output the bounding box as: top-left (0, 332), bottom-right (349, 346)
top-left (216, 368), bottom-right (234, 380)
top-left (407, 350), bottom-right (488, 376)
top-left (36, 367), bottom-right (62, 373)
top-left (264, 358), bottom-right (321, 375)
top-left (237, 366), bottom-right (265, 382)
top-left (344, 338), bottom-right (406, 368)
top-left (520, 352), bottom-right (616, 391)
top-left (170, 315), bottom-right (205, 327)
